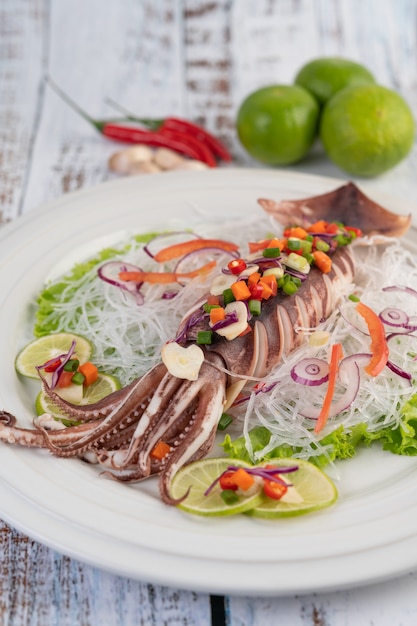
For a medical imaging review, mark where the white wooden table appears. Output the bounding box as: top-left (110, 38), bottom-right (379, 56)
top-left (1, 1), bottom-right (417, 624)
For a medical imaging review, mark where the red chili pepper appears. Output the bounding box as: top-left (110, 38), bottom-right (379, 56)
top-left (227, 258), bottom-right (247, 275)
top-left (102, 123), bottom-right (216, 166)
top-left (159, 118), bottom-right (232, 162)
top-left (47, 78), bottom-right (225, 167)
top-left (44, 358), bottom-right (62, 373)
top-left (105, 97), bottom-right (232, 162)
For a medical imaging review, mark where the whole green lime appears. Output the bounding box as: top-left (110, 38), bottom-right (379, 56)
top-left (320, 84), bottom-right (415, 177)
top-left (236, 85), bottom-right (319, 165)
top-left (295, 57), bottom-right (375, 106)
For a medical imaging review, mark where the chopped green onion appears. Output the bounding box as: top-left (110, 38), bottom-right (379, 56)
top-left (349, 294), bottom-right (361, 302)
top-left (249, 299), bottom-right (262, 316)
top-left (197, 330), bottom-right (213, 344)
top-left (64, 358), bottom-right (80, 372)
top-left (203, 303), bottom-right (220, 313)
top-left (220, 489), bottom-right (240, 505)
top-left (71, 371), bottom-right (85, 385)
top-left (223, 288), bottom-right (235, 306)
top-left (287, 238), bottom-right (301, 251)
top-left (262, 247), bottom-right (281, 258)
top-left (315, 239), bottom-right (330, 252)
top-left (282, 280), bottom-right (299, 295)
top-left (218, 412), bottom-right (233, 431)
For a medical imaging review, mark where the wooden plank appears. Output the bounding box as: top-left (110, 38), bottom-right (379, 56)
top-left (0, 0), bottom-right (45, 224)
top-left (0, 520), bottom-right (211, 625)
top-left (22, 0), bottom-right (186, 214)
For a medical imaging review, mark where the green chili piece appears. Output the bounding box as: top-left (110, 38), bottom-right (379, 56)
top-left (262, 247), bottom-right (281, 258)
top-left (197, 330), bottom-right (213, 345)
top-left (220, 490), bottom-right (240, 505)
top-left (64, 358), bottom-right (80, 372)
top-left (217, 412), bottom-right (233, 431)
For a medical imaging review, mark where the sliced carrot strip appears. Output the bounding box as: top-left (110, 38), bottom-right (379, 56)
top-left (356, 302), bottom-right (389, 377)
top-left (153, 239), bottom-right (238, 262)
top-left (232, 468), bottom-right (255, 491)
top-left (119, 261), bottom-right (216, 284)
top-left (210, 306), bottom-right (226, 324)
top-left (314, 343), bottom-right (343, 434)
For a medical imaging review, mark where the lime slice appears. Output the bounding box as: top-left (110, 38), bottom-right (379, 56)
top-left (35, 373), bottom-right (121, 420)
top-left (247, 458), bottom-right (337, 518)
top-left (171, 458), bottom-right (264, 517)
top-left (15, 333), bottom-right (93, 379)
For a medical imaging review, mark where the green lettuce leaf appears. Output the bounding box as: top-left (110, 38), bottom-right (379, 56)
top-left (221, 393), bottom-right (417, 467)
top-left (34, 233), bottom-right (156, 337)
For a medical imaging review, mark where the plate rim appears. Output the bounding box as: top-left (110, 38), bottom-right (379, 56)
top-left (1, 168), bottom-right (417, 595)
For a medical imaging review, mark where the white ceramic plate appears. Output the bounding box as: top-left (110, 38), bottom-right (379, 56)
top-left (1, 169), bottom-right (417, 596)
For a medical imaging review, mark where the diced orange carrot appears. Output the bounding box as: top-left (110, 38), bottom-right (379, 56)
top-left (260, 282), bottom-right (274, 299)
top-left (267, 237), bottom-right (286, 249)
top-left (210, 306), bottom-right (226, 324)
top-left (306, 220), bottom-right (328, 233)
top-left (232, 468), bottom-right (255, 491)
top-left (231, 281), bottom-right (252, 301)
top-left (312, 250), bottom-right (332, 274)
top-left (150, 441), bottom-right (171, 460)
top-left (259, 274), bottom-right (278, 296)
top-left (247, 271), bottom-right (261, 288)
top-left (78, 361), bottom-right (99, 386)
top-left (283, 226), bottom-right (308, 239)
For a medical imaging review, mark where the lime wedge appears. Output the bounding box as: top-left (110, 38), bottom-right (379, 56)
top-left (247, 458), bottom-right (337, 518)
top-left (171, 458), bottom-right (264, 517)
top-left (35, 373), bottom-right (121, 420)
top-left (15, 333), bottom-right (93, 379)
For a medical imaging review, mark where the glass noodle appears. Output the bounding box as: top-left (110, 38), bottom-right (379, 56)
top-left (34, 214), bottom-right (417, 464)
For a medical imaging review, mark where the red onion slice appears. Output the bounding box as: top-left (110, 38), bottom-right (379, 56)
top-left (97, 261), bottom-right (145, 305)
top-left (211, 311), bottom-right (239, 331)
top-left (383, 285), bottom-right (417, 298)
top-left (299, 355), bottom-right (362, 420)
top-left (174, 247), bottom-right (238, 285)
top-left (379, 307), bottom-right (409, 328)
top-left (291, 358), bottom-right (329, 386)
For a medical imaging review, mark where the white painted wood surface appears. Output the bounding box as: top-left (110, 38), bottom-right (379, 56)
top-left (1, 0), bottom-right (417, 624)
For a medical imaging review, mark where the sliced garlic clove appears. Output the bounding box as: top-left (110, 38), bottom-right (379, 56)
top-left (174, 159), bottom-right (208, 171)
top-left (108, 145), bottom-right (154, 173)
top-left (161, 342), bottom-right (205, 381)
top-left (209, 273), bottom-right (236, 296)
top-left (154, 147), bottom-right (186, 170)
top-left (213, 301), bottom-right (248, 341)
top-left (128, 161), bottom-right (162, 175)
